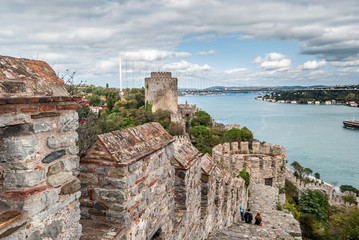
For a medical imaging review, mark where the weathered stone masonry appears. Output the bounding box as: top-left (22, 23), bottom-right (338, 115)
top-left (0, 56), bottom-right (81, 239)
top-left (80, 127), bottom-right (247, 240)
top-left (145, 72), bottom-right (178, 121)
top-left (212, 141), bottom-right (287, 188)
top-left (1, 58), bottom-right (250, 239)
top-left (79, 122), bottom-right (176, 239)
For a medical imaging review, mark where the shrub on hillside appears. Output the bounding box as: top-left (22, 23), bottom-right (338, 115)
top-left (298, 190), bottom-right (329, 223)
top-left (343, 196), bottom-right (358, 205)
top-left (168, 122), bottom-right (184, 136)
top-left (191, 111), bottom-right (211, 127)
top-left (340, 185), bottom-right (359, 197)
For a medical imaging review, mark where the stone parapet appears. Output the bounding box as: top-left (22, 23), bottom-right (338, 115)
top-left (285, 169), bottom-right (336, 204)
top-left (79, 129), bottom-right (248, 240)
top-left (79, 123), bottom-right (175, 239)
top-left (224, 124), bottom-right (241, 130)
top-left (213, 141), bottom-right (287, 188)
top-left (0, 56), bottom-right (81, 239)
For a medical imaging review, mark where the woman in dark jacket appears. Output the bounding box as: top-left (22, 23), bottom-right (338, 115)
top-left (254, 212), bottom-right (262, 226)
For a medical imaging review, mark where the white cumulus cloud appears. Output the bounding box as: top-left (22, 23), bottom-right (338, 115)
top-left (252, 52), bottom-right (291, 71)
top-left (224, 68), bottom-right (248, 74)
top-left (331, 59), bottom-right (359, 67)
top-left (297, 60), bottom-right (327, 70)
top-left (120, 49), bottom-right (191, 61)
top-left (164, 60), bottom-right (210, 73)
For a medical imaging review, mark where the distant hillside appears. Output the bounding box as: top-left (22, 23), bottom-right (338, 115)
top-left (203, 85), bottom-right (328, 90)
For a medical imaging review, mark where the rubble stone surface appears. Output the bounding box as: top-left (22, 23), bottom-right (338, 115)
top-left (209, 184), bottom-right (302, 240)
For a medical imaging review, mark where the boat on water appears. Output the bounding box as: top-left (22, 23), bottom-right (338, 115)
top-left (343, 120), bottom-right (359, 129)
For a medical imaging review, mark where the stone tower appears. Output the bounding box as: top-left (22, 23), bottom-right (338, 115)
top-left (145, 72), bottom-right (178, 116)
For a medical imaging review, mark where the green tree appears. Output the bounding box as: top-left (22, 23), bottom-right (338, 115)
top-left (190, 125), bottom-right (213, 154)
top-left (298, 190), bottom-right (329, 223)
top-left (284, 179), bottom-right (299, 205)
top-left (343, 196), bottom-right (358, 205)
top-left (314, 172), bottom-right (320, 179)
top-left (340, 185), bottom-right (359, 197)
top-left (168, 122), bottom-right (184, 136)
top-left (222, 128), bottom-right (242, 143)
top-left (341, 207), bottom-right (359, 239)
top-left (127, 99), bottom-right (138, 109)
top-left (291, 161), bottom-right (304, 178)
top-left (191, 111), bottom-right (211, 127)
top-left (240, 126), bottom-right (253, 140)
top-left (299, 214), bottom-right (325, 240)
top-left (106, 95), bottom-right (115, 111)
top-left (153, 109), bottom-right (171, 129)
top-left (130, 109), bottom-right (154, 126)
top-left (89, 94), bottom-right (102, 106)
top-left (76, 104), bottom-right (101, 153)
top-left (304, 167), bottom-right (313, 176)
top-left (221, 128), bottom-right (253, 143)
top-left (325, 206), bottom-right (359, 240)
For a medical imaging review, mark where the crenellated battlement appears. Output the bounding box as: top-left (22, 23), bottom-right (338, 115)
top-left (150, 72), bottom-right (172, 78)
top-left (77, 124), bottom-right (248, 239)
top-left (212, 141), bottom-right (287, 187)
top-left (212, 141), bottom-right (286, 157)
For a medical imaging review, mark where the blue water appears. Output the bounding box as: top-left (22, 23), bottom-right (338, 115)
top-left (179, 93), bottom-right (359, 188)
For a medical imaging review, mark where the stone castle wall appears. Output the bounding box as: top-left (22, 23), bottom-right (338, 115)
top-left (173, 151), bottom-right (202, 239)
top-left (212, 141), bottom-right (287, 188)
top-left (178, 102), bottom-right (198, 121)
top-left (0, 56), bottom-right (82, 239)
top-left (0, 62), bottom-right (250, 240)
top-left (79, 122), bottom-right (175, 239)
top-left (285, 169), bottom-right (349, 207)
top-left (79, 131), bottom-right (247, 240)
top-left (172, 137), bottom-right (245, 240)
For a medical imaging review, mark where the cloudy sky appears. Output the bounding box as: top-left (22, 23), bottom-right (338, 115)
top-left (1, 0), bottom-right (359, 88)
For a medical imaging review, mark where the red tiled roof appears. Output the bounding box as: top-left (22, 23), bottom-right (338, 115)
top-left (173, 137), bottom-right (200, 168)
top-left (200, 153), bottom-right (215, 175)
top-left (97, 122), bottom-right (174, 163)
top-left (0, 55), bottom-right (68, 98)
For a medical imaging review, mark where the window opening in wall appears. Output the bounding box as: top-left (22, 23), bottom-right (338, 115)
top-left (264, 178), bottom-right (273, 186)
top-left (150, 228), bottom-right (163, 240)
top-left (259, 160), bottom-right (263, 170)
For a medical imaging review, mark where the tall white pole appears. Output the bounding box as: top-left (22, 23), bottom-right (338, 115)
top-left (119, 54), bottom-right (122, 93)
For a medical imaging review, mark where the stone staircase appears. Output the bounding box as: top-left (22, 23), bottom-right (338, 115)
top-left (208, 184), bottom-right (302, 240)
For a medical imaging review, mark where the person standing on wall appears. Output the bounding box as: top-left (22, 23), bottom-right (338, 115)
top-left (240, 204), bottom-right (244, 221)
top-left (244, 208), bottom-right (253, 224)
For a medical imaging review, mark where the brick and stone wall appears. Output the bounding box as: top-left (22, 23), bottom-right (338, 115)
top-left (212, 141), bottom-right (287, 188)
top-left (285, 169), bottom-right (334, 203)
top-left (173, 137), bottom-right (202, 240)
top-left (0, 56), bottom-right (81, 239)
top-left (178, 102), bottom-right (198, 122)
top-left (79, 131), bottom-right (248, 240)
top-left (199, 153), bottom-right (216, 237)
top-left (172, 137), bottom-right (245, 240)
top-left (79, 122), bottom-right (176, 239)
